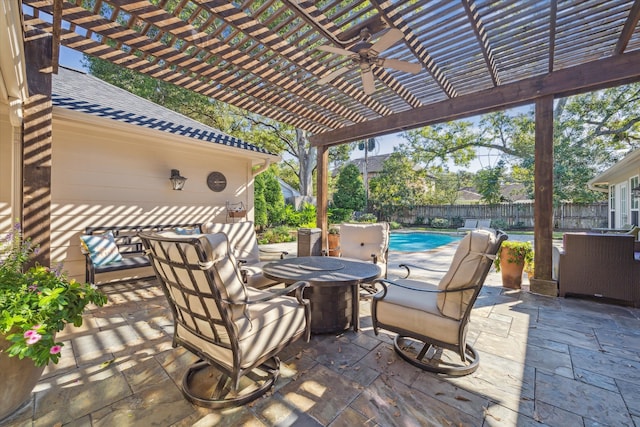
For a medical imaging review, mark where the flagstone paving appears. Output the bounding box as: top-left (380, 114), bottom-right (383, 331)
top-left (4, 240), bottom-right (640, 426)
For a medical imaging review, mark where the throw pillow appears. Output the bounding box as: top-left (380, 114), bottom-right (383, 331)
top-left (80, 231), bottom-right (123, 267)
top-left (174, 226), bottom-right (201, 235)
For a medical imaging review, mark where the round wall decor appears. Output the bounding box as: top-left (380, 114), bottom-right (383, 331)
top-left (206, 171), bottom-right (227, 192)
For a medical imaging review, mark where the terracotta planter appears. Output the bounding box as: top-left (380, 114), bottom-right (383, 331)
top-left (499, 247), bottom-right (525, 289)
top-left (0, 334), bottom-right (46, 421)
top-left (328, 234), bottom-right (341, 257)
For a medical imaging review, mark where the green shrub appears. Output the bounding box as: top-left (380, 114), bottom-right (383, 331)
top-left (431, 217), bottom-right (449, 228)
top-left (356, 213), bottom-right (378, 223)
top-left (329, 208), bottom-right (353, 224)
top-left (258, 226), bottom-right (295, 244)
top-left (492, 219), bottom-right (508, 230)
top-left (389, 221), bottom-right (402, 230)
top-left (415, 216), bottom-right (425, 225)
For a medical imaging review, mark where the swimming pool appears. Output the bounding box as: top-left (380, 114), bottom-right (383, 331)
top-left (389, 231), bottom-right (461, 252)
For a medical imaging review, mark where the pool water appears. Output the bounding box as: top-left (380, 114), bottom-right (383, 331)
top-left (389, 232), bottom-right (461, 252)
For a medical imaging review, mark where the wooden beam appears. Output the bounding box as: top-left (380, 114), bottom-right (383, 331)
top-left (615, 0), bottom-right (640, 55)
top-left (462, 0), bottom-right (500, 86)
top-left (310, 50), bottom-right (640, 146)
top-left (51, 0), bottom-right (62, 74)
top-left (533, 95), bottom-right (554, 283)
top-left (316, 145), bottom-right (329, 253)
top-left (548, 0), bottom-right (557, 72)
top-left (23, 28), bottom-right (53, 269)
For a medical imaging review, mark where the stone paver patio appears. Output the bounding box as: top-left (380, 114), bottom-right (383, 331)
top-left (4, 239), bottom-right (640, 426)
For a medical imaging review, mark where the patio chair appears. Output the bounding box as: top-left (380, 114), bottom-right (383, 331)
top-left (139, 231), bottom-right (310, 408)
top-left (476, 219), bottom-right (492, 229)
top-left (371, 228), bottom-right (507, 376)
top-left (457, 219), bottom-right (478, 234)
top-left (201, 221), bottom-right (287, 289)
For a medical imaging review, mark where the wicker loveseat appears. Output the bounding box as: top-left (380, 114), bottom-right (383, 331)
top-left (558, 233), bottom-right (640, 306)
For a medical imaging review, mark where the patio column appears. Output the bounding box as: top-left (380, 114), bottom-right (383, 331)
top-left (316, 145), bottom-right (329, 252)
top-left (22, 28), bottom-right (53, 268)
top-left (530, 94), bottom-right (556, 296)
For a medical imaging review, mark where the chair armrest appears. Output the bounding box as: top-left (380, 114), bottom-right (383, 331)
top-left (372, 278), bottom-right (477, 299)
top-left (259, 248), bottom-right (289, 259)
top-left (371, 254), bottom-right (378, 264)
top-left (399, 263), bottom-right (448, 278)
top-left (244, 281), bottom-right (309, 305)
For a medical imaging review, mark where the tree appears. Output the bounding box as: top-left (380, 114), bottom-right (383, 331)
top-left (332, 164), bottom-right (366, 211)
top-left (369, 153), bottom-right (429, 220)
top-left (474, 160), bottom-right (506, 204)
top-left (254, 174), bottom-right (268, 230)
top-left (261, 169), bottom-right (285, 226)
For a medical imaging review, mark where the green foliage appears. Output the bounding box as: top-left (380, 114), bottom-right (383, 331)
top-left (369, 153), bottom-right (429, 220)
top-left (475, 160), bottom-right (505, 204)
top-left (431, 218), bottom-right (449, 228)
top-left (257, 226), bottom-right (295, 244)
top-left (332, 164), bottom-right (366, 211)
top-left (494, 241), bottom-right (534, 272)
top-left (254, 175), bottom-right (268, 228)
top-left (329, 208), bottom-right (353, 224)
top-left (261, 169), bottom-right (285, 226)
top-left (389, 221), bottom-right (402, 230)
top-left (492, 219), bottom-right (508, 230)
top-left (282, 203), bottom-right (316, 228)
top-left (328, 227), bottom-right (340, 235)
top-left (0, 224), bottom-right (107, 366)
top-left (356, 213), bottom-right (378, 223)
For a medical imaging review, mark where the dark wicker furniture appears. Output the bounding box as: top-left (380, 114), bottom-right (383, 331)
top-left (558, 233), bottom-right (640, 306)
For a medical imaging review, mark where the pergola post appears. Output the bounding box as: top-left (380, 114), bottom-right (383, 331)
top-left (22, 28), bottom-right (53, 268)
top-left (530, 94), bottom-right (557, 296)
top-left (316, 145), bottom-right (329, 252)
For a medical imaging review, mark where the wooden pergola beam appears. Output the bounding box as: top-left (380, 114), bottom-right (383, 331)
top-left (310, 49), bottom-right (640, 146)
top-left (615, 0), bottom-right (640, 55)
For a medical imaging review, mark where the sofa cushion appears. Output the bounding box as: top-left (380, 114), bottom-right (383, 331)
top-left (80, 231), bottom-right (123, 267)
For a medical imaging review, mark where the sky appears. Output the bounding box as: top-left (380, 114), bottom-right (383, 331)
top-left (59, 47), bottom-right (506, 172)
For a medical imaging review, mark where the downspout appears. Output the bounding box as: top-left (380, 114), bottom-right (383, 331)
top-left (252, 159), bottom-right (271, 177)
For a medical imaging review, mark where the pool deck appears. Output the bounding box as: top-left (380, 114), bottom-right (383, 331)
top-left (8, 233), bottom-right (640, 426)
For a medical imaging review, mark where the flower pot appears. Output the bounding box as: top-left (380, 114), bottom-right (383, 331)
top-left (328, 234), bottom-right (341, 257)
top-left (0, 334), bottom-right (46, 421)
top-left (499, 247), bottom-right (525, 289)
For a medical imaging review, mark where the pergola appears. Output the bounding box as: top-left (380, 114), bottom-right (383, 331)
top-left (11, 0), bottom-right (640, 292)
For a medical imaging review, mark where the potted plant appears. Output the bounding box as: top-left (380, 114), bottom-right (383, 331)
top-left (328, 226), bottom-right (341, 257)
top-left (0, 223), bottom-right (107, 420)
top-left (494, 240), bottom-right (534, 289)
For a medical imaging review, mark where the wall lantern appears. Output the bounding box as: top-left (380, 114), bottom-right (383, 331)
top-left (169, 169), bottom-right (187, 190)
top-left (632, 185), bottom-right (640, 198)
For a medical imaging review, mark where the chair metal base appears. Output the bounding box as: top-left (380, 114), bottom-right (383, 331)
top-left (393, 336), bottom-right (479, 376)
top-left (181, 357), bottom-right (280, 409)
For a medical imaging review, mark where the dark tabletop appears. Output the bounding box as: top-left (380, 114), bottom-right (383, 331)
top-left (263, 256), bottom-right (381, 287)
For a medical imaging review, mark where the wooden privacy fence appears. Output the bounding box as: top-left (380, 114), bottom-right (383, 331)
top-left (386, 202), bottom-right (608, 230)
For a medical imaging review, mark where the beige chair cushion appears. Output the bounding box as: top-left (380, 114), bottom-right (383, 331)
top-left (242, 261), bottom-right (278, 289)
top-left (375, 280), bottom-right (463, 347)
top-left (176, 287), bottom-right (307, 369)
top-left (437, 229), bottom-right (497, 319)
top-left (201, 221), bottom-right (260, 264)
top-left (339, 223), bottom-right (390, 275)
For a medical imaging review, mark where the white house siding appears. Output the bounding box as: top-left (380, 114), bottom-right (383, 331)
top-left (50, 109), bottom-right (257, 282)
top-left (0, 102), bottom-right (13, 233)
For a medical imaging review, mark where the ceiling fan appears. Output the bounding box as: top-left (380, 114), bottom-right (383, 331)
top-left (317, 28), bottom-right (422, 95)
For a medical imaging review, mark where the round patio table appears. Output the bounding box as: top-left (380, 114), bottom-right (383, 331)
top-left (262, 256), bottom-right (381, 334)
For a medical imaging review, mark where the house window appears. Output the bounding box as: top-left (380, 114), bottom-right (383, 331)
top-left (621, 183), bottom-right (628, 226)
top-left (610, 185), bottom-right (616, 229)
top-left (631, 176), bottom-right (639, 225)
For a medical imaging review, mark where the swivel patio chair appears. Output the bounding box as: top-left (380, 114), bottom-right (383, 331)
top-left (139, 231), bottom-right (310, 408)
top-left (338, 222), bottom-right (390, 294)
top-left (371, 228), bottom-right (506, 376)
top-left (201, 221), bottom-right (287, 289)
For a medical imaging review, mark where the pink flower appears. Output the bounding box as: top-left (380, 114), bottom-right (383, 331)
top-left (49, 345), bottom-right (62, 354)
top-left (26, 333), bottom-right (42, 345)
top-left (32, 324), bottom-right (41, 330)
top-left (23, 330), bottom-right (36, 338)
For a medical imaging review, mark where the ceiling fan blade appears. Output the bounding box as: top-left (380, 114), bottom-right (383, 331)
top-left (318, 66), bottom-right (351, 85)
top-left (361, 69), bottom-right (376, 95)
top-left (317, 45), bottom-right (355, 56)
top-left (369, 28), bottom-right (404, 55)
top-left (381, 58), bottom-right (422, 74)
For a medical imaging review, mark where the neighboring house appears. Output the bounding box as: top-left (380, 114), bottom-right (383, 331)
top-left (278, 178), bottom-right (315, 209)
top-left (1, 66), bottom-right (278, 281)
top-left (588, 149), bottom-right (640, 228)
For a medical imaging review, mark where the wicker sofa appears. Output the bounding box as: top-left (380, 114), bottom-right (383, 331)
top-left (558, 233), bottom-right (640, 306)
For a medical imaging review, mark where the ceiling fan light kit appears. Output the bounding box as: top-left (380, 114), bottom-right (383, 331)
top-left (317, 28), bottom-right (422, 94)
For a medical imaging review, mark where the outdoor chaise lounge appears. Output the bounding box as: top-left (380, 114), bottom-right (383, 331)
top-left (139, 231), bottom-right (310, 408)
top-left (371, 228), bottom-right (507, 375)
top-left (457, 219), bottom-right (478, 233)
